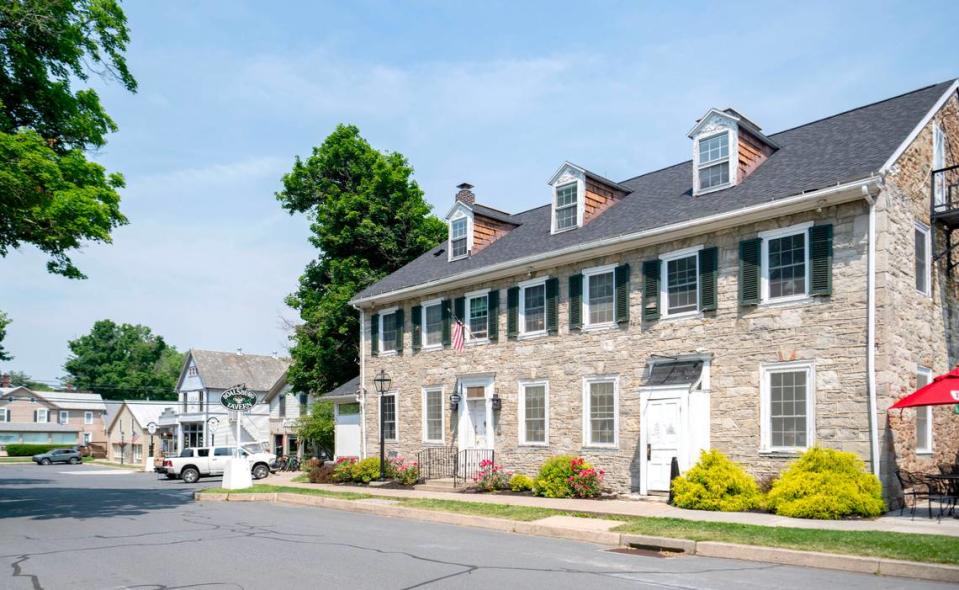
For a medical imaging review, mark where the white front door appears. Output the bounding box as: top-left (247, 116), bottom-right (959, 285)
top-left (457, 379), bottom-right (494, 451)
top-left (645, 398), bottom-right (681, 492)
top-left (334, 402), bottom-right (362, 458)
top-left (464, 399), bottom-right (488, 449)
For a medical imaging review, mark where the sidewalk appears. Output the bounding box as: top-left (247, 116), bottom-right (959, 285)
top-left (268, 471), bottom-right (959, 537)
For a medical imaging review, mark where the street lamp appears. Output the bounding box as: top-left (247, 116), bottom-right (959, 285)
top-left (372, 369), bottom-right (392, 481)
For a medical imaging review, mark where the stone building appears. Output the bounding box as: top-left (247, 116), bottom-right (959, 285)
top-left (349, 80), bottom-right (959, 498)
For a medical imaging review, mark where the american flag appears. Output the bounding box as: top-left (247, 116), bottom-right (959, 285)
top-left (452, 318), bottom-right (466, 351)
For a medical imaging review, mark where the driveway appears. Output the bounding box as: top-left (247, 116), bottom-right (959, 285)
top-left (0, 463), bottom-right (952, 589)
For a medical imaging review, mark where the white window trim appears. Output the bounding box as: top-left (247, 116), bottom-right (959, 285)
top-left (582, 375), bottom-right (620, 449)
top-left (759, 360), bottom-right (816, 453)
top-left (582, 264), bottom-right (617, 328)
top-left (551, 180), bottom-right (584, 234)
top-left (59, 410), bottom-right (69, 425)
top-left (916, 367), bottom-right (934, 455)
top-left (0, 408), bottom-right (7, 423)
top-left (518, 380), bottom-right (549, 446)
top-left (915, 221), bottom-right (932, 297)
top-left (36, 408), bottom-right (48, 423)
top-left (378, 391), bottom-right (399, 442)
top-left (83, 432), bottom-right (92, 444)
top-left (659, 245), bottom-right (704, 318)
top-left (419, 298), bottom-right (444, 351)
top-left (759, 221), bottom-right (813, 304)
top-left (377, 306), bottom-right (399, 356)
top-left (84, 411), bottom-right (94, 425)
top-left (694, 130), bottom-right (735, 195)
top-left (448, 210), bottom-right (473, 262)
top-left (933, 122), bottom-right (946, 206)
top-left (518, 277), bottom-right (548, 338)
top-left (421, 386), bottom-right (445, 444)
top-left (465, 289), bottom-right (490, 344)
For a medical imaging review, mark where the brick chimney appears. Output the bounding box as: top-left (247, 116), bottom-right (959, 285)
top-left (1, 373), bottom-right (9, 388)
top-left (455, 182), bottom-right (475, 206)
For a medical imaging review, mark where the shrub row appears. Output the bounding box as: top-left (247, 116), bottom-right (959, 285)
top-left (4, 444), bottom-right (74, 457)
top-left (474, 455), bottom-right (606, 498)
top-left (671, 448), bottom-right (886, 519)
top-left (328, 456), bottom-right (420, 486)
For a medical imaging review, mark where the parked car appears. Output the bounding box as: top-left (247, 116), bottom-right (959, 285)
top-left (161, 446), bottom-right (276, 484)
top-left (33, 448), bottom-right (82, 465)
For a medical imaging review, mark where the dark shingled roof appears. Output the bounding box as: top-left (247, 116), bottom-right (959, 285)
top-left (472, 203), bottom-right (519, 225)
top-left (357, 80), bottom-right (955, 301)
top-left (320, 376), bottom-right (360, 399)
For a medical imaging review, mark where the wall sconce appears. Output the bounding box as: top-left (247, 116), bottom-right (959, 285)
top-left (491, 393), bottom-right (502, 411)
top-left (449, 391), bottom-right (461, 411)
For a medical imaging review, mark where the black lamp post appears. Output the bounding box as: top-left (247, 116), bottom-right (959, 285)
top-left (372, 369), bottom-right (392, 481)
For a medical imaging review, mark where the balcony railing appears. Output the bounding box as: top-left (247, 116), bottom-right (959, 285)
top-left (931, 164), bottom-right (959, 228)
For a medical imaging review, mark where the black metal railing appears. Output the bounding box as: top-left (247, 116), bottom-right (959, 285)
top-left (931, 164), bottom-right (959, 223)
top-left (454, 448), bottom-right (495, 488)
top-left (416, 447), bottom-right (457, 481)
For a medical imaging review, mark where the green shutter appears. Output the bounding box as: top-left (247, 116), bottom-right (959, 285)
top-left (454, 297), bottom-right (465, 328)
top-left (507, 286), bottom-right (519, 340)
top-left (615, 264), bottom-right (630, 325)
top-left (411, 305), bottom-right (422, 352)
top-left (546, 277), bottom-right (559, 335)
top-left (739, 238), bottom-right (762, 306)
top-left (809, 224), bottom-right (833, 296)
top-left (488, 289), bottom-right (500, 342)
top-left (441, 300), bottom-right (451, 348)
top-left (370, 313), bottom-right (379, 356)
top-left (394, 308), bottom-right (404, 354)
top-left (699, 247), bottom-right (719, 312)
top-left (568, 274), bottom-right (583, 332)
top-left (642, 260), bottom-right (660, 321)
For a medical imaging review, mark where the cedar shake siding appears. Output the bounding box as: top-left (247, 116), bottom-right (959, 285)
top-left (583, 177), bottom-right (627, 225)
top-left (472, 212), bottom-right (517, 254)
top-left (738, 128), bottom-right (775, 180)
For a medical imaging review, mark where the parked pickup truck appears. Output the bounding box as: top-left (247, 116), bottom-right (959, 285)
top-left (161, 446), bottom-right (275, 484)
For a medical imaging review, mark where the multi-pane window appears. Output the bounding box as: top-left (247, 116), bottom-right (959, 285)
top-left (423, 388), bottom-right (443, 442)
top-left (521, 383), bottom-right (547, 444)
top-left (338, 402), bottom-right (360, 415)
top-left (916, 368), bottom-right (933, 453)
top-left (380, 311), bottom-right (397, 353)
top-left (84, 411), bottom-right (93, 425)
top-left (522, 283), bottom-right (546, 333)
top-left (423, 303), bottom-right (443, 347)
top-left (381, 395), bottom-right (397, 441)
top-left (36, 409), bottom-right (48, 423)
top-left (451, 217), bottom-right (468, 258)
top-left (586, 270), bottom-right (615, 325)
top-left (768, 233), bottom-right (806, 299)
top-left (698, 133), bottom-right (730, 190)
top-left (763, 363), bottom-right (814, 451)
top-left (915, 223), bottom-right (931, 296)
top-left (468, 295), bottom-right (488, 340)
top-left (586, 379), bottom-right (617, 446)
top-left (665, 254), bottom-right (698, 314)
top-left (554, 182), bottom-right (578, 231)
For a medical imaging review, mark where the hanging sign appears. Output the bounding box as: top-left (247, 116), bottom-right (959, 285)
top-left (146, 422), bottom-right (157, 435)
top-left (220, 384), bottom-right (256, 411)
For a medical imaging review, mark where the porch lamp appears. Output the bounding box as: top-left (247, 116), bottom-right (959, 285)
top-left (372, 369), bottom-right (392, 481)
top-left (449, 391), bottom-right (461, 411)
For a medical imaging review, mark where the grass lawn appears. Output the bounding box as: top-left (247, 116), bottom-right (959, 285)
top-left (198, 485), bottom-right (959, 566)
top-left (0, 457), bottom-right (32, 463)
top-left (290, 473), bottom-right (309, 483)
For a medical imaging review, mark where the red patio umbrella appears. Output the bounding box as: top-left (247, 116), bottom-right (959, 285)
top-left (890, 367), bottom-right (959, 409)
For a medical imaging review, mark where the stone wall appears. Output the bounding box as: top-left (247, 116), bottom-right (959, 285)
top-left (362, 201), bottom-right (874, 493)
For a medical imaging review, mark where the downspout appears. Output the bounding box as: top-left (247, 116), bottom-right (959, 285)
top-left (864, 183), bottom-right (881, 477)
top-left (354, 304), bottom-right (368, 460)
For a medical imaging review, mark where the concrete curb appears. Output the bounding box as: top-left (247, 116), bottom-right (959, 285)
top-left (196, 491), bottom-right (959, 583)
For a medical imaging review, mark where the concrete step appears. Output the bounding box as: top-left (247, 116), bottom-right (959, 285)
top-left (415, 478), bottom-right (462, 493)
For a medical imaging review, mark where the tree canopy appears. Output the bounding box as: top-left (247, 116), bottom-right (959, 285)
top-left (277, 124), bottom-right (445, 394)
top-left (5, 370), bottom-right (52, 390)
top-left (0, 0), bottom-right (135, 279)
top-left (63, 319), bottom-right (183, 400)
top-left (0, 312), bottom-right (10, 362)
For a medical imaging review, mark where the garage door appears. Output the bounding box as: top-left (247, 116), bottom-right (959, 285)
top-left (335, 402), bottom-right (362, 458)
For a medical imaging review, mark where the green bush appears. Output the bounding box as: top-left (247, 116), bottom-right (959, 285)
top-left (766, 447), bottom-right (886, 519)
top-left (509, 473), bottom-right (534, 492)
top-left (532, 455), bottom-right (597, 498)
top-left (4, 444), bottom-right (73, 457)
top-left (351, 457), bottom-right (386, 484)
top-left (671, 450), bottom-right (761, 512)
top-left (330, 457), bottom-right (357, 483)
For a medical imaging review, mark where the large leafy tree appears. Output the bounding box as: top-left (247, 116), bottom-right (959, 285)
top-left (5, 370), bottom-right (52, 390)
top-left (64, 319), bottom-right (183, 400)
top-left (278, 125), bottom-right (445, 394)
top-left (0, 312), bottom-right (10, 361)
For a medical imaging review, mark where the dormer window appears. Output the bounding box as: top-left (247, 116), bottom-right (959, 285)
top-left (554, 182), bottom-right (578, 231)
top-left (698, 132), bottom-right (730, 190)
top-left (450, 217), bottom-right (468, 258)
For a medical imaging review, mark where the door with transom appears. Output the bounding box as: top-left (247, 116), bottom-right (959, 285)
top-left (645, 397), bottom-right (681, 492)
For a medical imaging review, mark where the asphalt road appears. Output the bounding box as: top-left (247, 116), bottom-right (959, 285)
top-left (0, 463), bottom-right (952, 590)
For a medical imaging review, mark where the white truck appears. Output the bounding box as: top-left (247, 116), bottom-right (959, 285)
top-left (161, 446), bottom-right (276, 484)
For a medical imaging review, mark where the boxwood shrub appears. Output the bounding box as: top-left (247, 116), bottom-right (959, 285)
top-left (765, 447), bottom-right (886, 519)
top-left (670, 449), bottom-right (761, 511)
top-left (351, 457), bottom-right (386, 484)
top-left (532, 455), bottom-right (603, 498)
top-left (5, 444), bottom-right (73, 457)
top-left (509, 473), bottom-right (534, 492)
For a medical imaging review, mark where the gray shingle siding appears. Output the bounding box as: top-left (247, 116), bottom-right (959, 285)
top-left (356, 80), bottom-right (954, 301)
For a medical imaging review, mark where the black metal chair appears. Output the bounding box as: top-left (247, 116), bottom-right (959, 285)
top-left (919, 473), bottom-right (958, 520)
top-left (896, 470), bottom-right (929, 518)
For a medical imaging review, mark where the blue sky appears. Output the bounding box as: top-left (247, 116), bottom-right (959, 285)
top-left (2, 0), bottom-right (957, 383)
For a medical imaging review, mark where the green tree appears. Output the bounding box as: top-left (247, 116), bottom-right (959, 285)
top-left (277, 124), bottom-right (445, 394)
top-left (64, 319), bottom-right (183, 400)
top-left (296, 400), bottom-right (335, 458)
top-left (0, 311), bottom-right (10, 361)
top-left (6, 370), bottom-right (53, 391)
